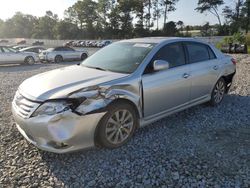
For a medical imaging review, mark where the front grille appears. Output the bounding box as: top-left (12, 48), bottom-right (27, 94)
top-left (13, 91), bottom-right (40, 119)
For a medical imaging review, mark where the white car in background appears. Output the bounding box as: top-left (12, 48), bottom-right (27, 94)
top-left (0, 46), bottom-right (39, 65)
top-left (39, 46), bottom-right (88, 63)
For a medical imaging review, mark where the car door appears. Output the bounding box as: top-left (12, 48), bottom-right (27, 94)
top-left (142, 42), bottom-right (191, 118)
top-left (66, 47), bottom-right (78, 59)
top-left (1, 47), bottom-right (21, 63)
top-left (184, 42), bottom-right (220, 102)
top-left (55, 47), bottom-right (69, 60)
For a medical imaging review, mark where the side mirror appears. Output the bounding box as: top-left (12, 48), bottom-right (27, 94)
top-left (153, 60), bottom-right (169, 71)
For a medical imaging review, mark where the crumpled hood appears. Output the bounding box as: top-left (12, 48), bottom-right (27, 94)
top-left (19, 65), bottom-right (128, 101)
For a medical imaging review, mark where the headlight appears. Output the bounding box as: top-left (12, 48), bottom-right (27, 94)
top-left (32, 101), bottom-right (72, 117)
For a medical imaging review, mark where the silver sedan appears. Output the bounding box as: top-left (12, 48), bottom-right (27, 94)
top-left (0, 46), bottom-right (39, 65)
top-left (39, 46), bottom-right (88, 63)
top-left (12, 38), bottom-right (236, 153)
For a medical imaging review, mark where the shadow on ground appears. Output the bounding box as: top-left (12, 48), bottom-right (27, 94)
top-left (38, 94), bottom-right (250, 186)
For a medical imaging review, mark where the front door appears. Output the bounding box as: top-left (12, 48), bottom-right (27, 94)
top-left (142, 43), bottom-right (191, 118)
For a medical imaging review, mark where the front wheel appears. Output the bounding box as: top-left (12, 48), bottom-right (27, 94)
top-left (55, 55), bottom-right (63, 63)
top-left (209, 78), bottom-right (226, 106)
top-left (24, 56), bottom-right (35, 65)
top-left (96, 103), bottom-right (137, 149)
top-left (81, 53), bottom-right (88, 61)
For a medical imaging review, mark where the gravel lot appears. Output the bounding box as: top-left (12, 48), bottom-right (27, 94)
top-left (0, 54), bottom-right (249, 187)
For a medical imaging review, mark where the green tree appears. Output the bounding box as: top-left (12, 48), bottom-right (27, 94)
top-left (0, 19), bottom-right (4, 38)
top-left (117, 0), bottom-right (136, 38)
top-left (65, 0), bottom-right (98, 38)
top-left (223, 0), bottom-right (245, 33)
top-left (32, 11), bottom-right (58, 39)
top-left (163, 21), bottom-right (177, 36)
top-left (1, 12), bottom-right (37, 38)
top-left (196, 0), bottom-right (224, 26)
top-left (241, 0), bottom-right (250, 33)
top-left (107, 6), bottom-right (121, 38)
top-left (152, 0), bottom-right (164, 30)
top-left (162, 0), bottom-right (179, 28)
top-left (55, 20), bottom-right (80, 39)
top-left (201, 22), bottom-right (211, 36)
top-left (176, 20), bottom-right (184, 31)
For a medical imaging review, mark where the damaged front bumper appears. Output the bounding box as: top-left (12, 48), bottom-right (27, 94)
top-left (12, 105), bottom-right (106, 153)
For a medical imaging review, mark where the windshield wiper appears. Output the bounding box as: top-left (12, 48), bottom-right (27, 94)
top-left (83, 65), bottom-right (108, 72)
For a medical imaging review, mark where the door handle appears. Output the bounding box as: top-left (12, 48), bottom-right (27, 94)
top-left (183, 73), bottom-right (190, 79)
top-left (213, 65), bottom-right (219, 70)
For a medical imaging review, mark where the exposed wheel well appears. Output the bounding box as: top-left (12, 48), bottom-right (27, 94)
top-left (221, 72), bottom-right (235, 93)
top-left (107, 99), bottom-right (140, 120)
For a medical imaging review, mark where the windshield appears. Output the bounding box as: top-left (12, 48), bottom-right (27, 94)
top-left (2, 46), bottom-right (17, 53)
top-left (81, 42), bottom-right (155, 74)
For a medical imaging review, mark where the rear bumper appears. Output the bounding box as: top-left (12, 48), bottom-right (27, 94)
top-left (38, 54), bottom-right (53, 62)
top-left (12, 105), bottom-right (106, 153)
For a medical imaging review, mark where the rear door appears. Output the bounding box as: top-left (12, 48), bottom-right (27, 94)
top-left (185, 42), bottom-right (220, 101)
top-left (142, 42), bottom-right (191, 118)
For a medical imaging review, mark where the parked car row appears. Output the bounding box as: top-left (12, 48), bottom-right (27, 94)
top-left (64, 40), bottom-right (112, 48)
top-left (221, 43), bottom-right (248, 54)
top-left (0, 45), bottom-right (88, 65)
top-left (39, 46), bottom-right (88, 63)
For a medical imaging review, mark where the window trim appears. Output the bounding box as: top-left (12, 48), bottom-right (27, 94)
top-left (207, 45), bottom-right (217, 60)
top-left (184, 41), bottom-right (217, 64)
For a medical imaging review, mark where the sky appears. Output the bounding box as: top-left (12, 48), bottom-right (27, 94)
top-left (0, 0), bottom-right (235, 26)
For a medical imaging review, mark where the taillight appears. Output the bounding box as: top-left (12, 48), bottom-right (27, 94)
top-left (231, 58), bottom-right (237, 65)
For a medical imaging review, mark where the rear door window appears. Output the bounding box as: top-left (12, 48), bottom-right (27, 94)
top-left (186, 43), bottom-right (210, 63)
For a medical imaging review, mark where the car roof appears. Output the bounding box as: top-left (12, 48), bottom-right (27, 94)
top-left (120, 37), bottom-right (204, 44)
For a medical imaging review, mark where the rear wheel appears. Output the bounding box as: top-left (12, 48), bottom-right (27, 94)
top-left (209, 78), bottom-right (226, 106)
top-left (96, 102), bottom-right (137, 149)
top-left (81, 53), bottom-right (88, 61)
top-left (55, 55), bottom-right (63, 63)
top-left (24, 56), bottom-right (35, 65)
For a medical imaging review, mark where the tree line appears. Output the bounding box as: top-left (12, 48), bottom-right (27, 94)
top-left (0, 0), bottom-right (249, 40)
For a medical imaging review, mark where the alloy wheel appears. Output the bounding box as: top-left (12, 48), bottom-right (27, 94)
top-left (214, 80), bottom-right (225, 104)
top-left (105, 109), bottom-right (134, 145)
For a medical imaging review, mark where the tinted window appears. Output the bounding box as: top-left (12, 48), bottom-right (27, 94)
top-left (54, 47), bottom-right (62, 51)
top-left (208, 46), bottom-right (216, 59)
top-left (65, 47), bottom-right (74, 51)
top-left (153, 43), bottom-right (186, 68)
top-left (186, 43), bottom-right (210, 63)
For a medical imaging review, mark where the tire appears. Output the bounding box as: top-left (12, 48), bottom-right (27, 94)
top-left (81, 53), bottom-right (88, 61)
top-left (96, 102), bottom-right (138, 149)
top-left (24, 56), bottom-right (35, 65)
top-left (209, 78), bottom-right (226, 106)
top-left (55, 55), bottom-right (63, 63)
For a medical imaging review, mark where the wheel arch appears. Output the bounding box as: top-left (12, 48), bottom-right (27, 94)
top-left (219, 72), bottom-right (235, 93)
top-left (93, 98), bottom-right (140, 147)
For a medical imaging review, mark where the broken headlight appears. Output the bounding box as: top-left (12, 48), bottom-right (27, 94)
top-left (32, 98), bottom-right (85, 117)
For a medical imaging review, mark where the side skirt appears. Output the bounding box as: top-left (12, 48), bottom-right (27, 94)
top-left (139, 96), bottom-right (211, 128)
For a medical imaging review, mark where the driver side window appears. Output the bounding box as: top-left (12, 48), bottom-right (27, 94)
top-left (144, 43), bottom-right (186, 74)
